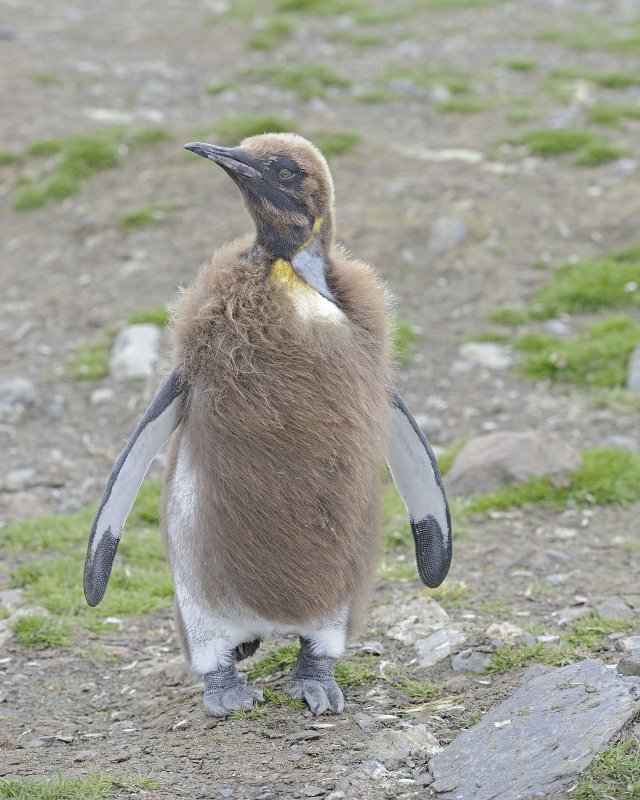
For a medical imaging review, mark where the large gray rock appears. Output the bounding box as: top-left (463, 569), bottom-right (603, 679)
top-left (628, 345), bottom-right (640, 393)
top-left (445, 431), bottom-right (581, 497)
top-left (427, 217), bottom-right (469, 254)
top-left (429, 660), bottom-right (640, 799)
top-left (109, 324), bottom-right (161, 380)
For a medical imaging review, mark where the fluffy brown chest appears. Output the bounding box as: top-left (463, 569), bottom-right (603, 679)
top-left (171, 243), bottom-right (391, 623)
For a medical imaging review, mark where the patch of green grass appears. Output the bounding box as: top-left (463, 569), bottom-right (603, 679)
top-left (120, 204), bottom-right (171, 228)
top-left (206, 81), bottom-right (238, 96)
top-left (353, 89), bottom-right (393, 104)
top-left (418, 0), bottom-right (506, 7)
top-left (606, 35), bottom-right (640, 54)
top-left (0, 773), bottom-right (157, 799)
top-left (126, 306), bottom-right (171, 326)
top-left (396, 678), bottom-right (445, 701)
top-left (4, 481), bottom-right (173, 630)
top-left (576, 739), bottom-right (640, 800)
top-left (465, 329), bottom-right (512, 344)
top-left (246, 643), bottom-right (299, 680)
top-left (277, 0), bottom-right (364, 13)
top-left (487, 642), bottom-right (543, 672)
top-left (438, 95), bottom-right (501, 114)
top-left (67, 336), bottom-right (112, 380)
top-left (380, 66), bottom-right (474, 96)
top-left (262, 688), bottom-right (306, 709)
top-left (261, 63), bottom-right (350, 100)
top-left (394, 317), bottom-right (421, 367)
top-left (463, 710), bottom-right (483, 726)
top-left (565, 614), bottom-right (632, 650)
top-left (425, 582), bottom-right (470, 610)
top-left (514, 316), bottom-right (640, 388)
top-left (12, 614), bottom-right (73, 647)
top-left (506, 128), bottom-right (623, 164)
top-left (332, 31), bottom-right (384, 48)
top-left (204, 114), bottom-right (297, 145)
top-left (334, 655), bottom-right (378, 687)
top-left (530, 258), bottom-right (640, 319)
top-left (501, 58), bottom-right (538, 72)
top-left (0, 150), bottom-right (21, 165)
top-left (0, 602), bottom-right (11, 620)
top-left (459, 447), bottom-right (640, 514)
top-left (127, 126), bottom-right (172, 147)
top-left (383, 480), bottom-right (411, 549)
top-left (488, 307), bottom-right (529, 326)
top-left (436, 438), bottom-right (468, 477)
top-left (534, 23), bottom-right (610, 52)
top-left (32, 71), bottom-right (59, 85)
top-left (586, 103), bottom-right (640, 127)
top-left (550, 67), bottom-right (640, 90)
top-left (230, 706), bottom-right (268, 720)
top-left (248, 17), bottom-right (293, 50)
top-left (26, 138), bottom-right (64, 156)
top-left (313, 131), bottom-right (361, 159)
top-left (506, 107), bottom-right (537, 123)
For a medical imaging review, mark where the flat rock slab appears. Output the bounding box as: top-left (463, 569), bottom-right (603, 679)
top-left (429, 659), bottom-right (640, 799)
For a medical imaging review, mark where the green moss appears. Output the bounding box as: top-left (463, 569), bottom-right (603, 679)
top-left (332, 31), bottom-right (384, 48)
top-left (534, 24), bottom-right (610, 52)
top-left (576, 739), bottom-right (640, 800)
top-left (127, 126), bottom-right (172, 147)
top-left (0, 773), bottom-right (158, 799)
top-left (261, 62), bottom-right (350, 100)
top-left (465, 329), bottom-right (512, 344)
top-left (418, 0), bottom-right (506, 7)
top-left (277, 0), bottom-right (364, 13)
top-left (205, 114), bottom-right (297, 145)
top-left (248, 18), bottom-right (293, 50)
top-left (67, 337), bottom-right (112, 380)
top-left (396, 678), bottom-right (445, 700)
top-left (120, 204), bottom-right (171, 228)
top-left (394, 317), bottom-right (421, 367)
top-left (126, 306), bottom-right (171, 326)
top-left (530, 258), bottom-right (640, 319)
top-left (550, 67), bottom-right (640, 89)
top-left (459, 448), bottom-right (640, 514)
top-left (514, 316), bottom-right (640, 388)
top-left (0, 150), bottom-right (22, 165)
top-left (488, 307), bottom-right (529, 326)
top-left (32, 71), bottom-right (59, 85)
top-left (247, 643), bottom-right (299, 680)
top-left (506, 128), bottom-right (608, 157)
top-left (574, 141), bottom-right (628, 166)
top-left (12, 615), bottom-right (73, 647)
top-left (586, 103), bottom-right (640, 127)
top-left (501, 58), bottom-right (538, 72)
top-left (206, 81), bottom-right (238, 95)
top-left (4, 480), bottom-right (173, 629)
top-left (506, 107), bottom-right (537, 123)
top-left (353, 90), bottom-right (393, 104)
top-left (313, 131), bottom-right (361, 159)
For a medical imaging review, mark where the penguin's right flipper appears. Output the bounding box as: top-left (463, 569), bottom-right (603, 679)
top-left (387, 385), bottom-right (452, 588)
top-left (83, 369), bottom-right (184, 607)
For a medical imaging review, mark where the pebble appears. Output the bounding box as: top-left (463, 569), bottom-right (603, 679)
top-left (416, 626), bottom-right (466, 667)
top-left (366, 724), bottom-right (442, 769)
top-left (0, 376), bottom-right (37, 407)
top-left (4, 467), bottom-right (37, 491)
top-left (458, 342), bottom-right (515, 371)
top-left (301, 787), bottom-right (325, 797)
top-left (615, 636), bottom-right (640, 653)
top-left (628, 346), bottom-right (640, 393)
top-left (109, 324), bottom-right (161, 380)
top-left (601, 434), bottom-right (639, 452)
top-left (446, 431), bottom-right (581, 497)
top-left (541, 317), bottom-right (571, 337)
top-left (73, 749), bottom-right (97, 762)
top-left (617, 655), bottom-right (640, 677)
top-left (217, 789), bottom-right (234, 799)
top-left (596, 596), bottom-right (635, 620)
top-left (90, 387), bottom-right (115, 405)
top-left (486, 622), bottom-right (523, 643)
top-left (451, 648), bottom-right (491, 674)
top-left (553, 606), bottom-right (591, 626)
top-left (427, 216), bottom-right (469, 254)
top-left (538, 634), bottom-right (560, 645)
top-left (514, 634), bottom-right (537, 646)
top-left (286, 730), bottom-right (323, 742)
top-left (0, 588), bottom-right (24, 607)
top-left (354, 713), bottom-right (378, 734)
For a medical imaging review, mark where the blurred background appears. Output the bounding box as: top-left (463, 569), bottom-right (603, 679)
top-left (1, 0), bottom-right (640, 795)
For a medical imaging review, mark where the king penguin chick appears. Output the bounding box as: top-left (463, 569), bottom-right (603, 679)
top-left (83, 133), bottom-right (452, 718)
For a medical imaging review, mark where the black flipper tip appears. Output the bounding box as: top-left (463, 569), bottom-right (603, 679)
top-left (412, 516), bottom-right (452, 588)
top-left (83, 530), bottom-right (119, 607)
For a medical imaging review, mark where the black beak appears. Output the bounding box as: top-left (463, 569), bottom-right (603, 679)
top-left (184, 142), bottom-right (263, 180)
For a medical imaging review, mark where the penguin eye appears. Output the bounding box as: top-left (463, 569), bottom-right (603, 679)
top-left (279, 168), bottom-right (294, 179)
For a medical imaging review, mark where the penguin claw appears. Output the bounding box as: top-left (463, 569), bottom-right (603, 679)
top-left (203, 684), bottom-right (264, 717)
top-left (284, 678), bottom-right (344, 715)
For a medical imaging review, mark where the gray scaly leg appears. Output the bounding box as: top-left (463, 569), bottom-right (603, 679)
top-left (203, 661), bottom-right (264, 718)
top-left (284, 637), bottom-right (344, 715)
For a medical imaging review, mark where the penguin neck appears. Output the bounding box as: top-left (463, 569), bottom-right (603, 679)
top-left (253, 214), bottom-right (332, 264)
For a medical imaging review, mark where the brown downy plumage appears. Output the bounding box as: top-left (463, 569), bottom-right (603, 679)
top-left (164, 133), bottom-right (391, 641)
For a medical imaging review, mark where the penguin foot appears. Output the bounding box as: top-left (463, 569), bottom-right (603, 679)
top-left (203, 663), bottom-right (264, 718)
top-left (284, 678), bottom-right (344, 715)
top-left (283, 636), bottom-right (345, 715)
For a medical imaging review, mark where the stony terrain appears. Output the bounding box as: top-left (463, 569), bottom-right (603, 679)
top-left (1, 0), bottom-right (639, 798)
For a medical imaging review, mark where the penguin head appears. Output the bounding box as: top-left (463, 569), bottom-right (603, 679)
top-left (184, 133), bottom-right (335, 259)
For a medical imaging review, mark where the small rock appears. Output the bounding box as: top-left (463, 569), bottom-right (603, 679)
top-left (427, 217), bottom-right (469, 254)
top-left (367, 724), bottom-right (442, 769)
top-left (354, 713), bottom-right (378, 734)
top-left (27, 737), bottom-right (55, 748)
top-left (0, 588), bottom-right (24, 607)
top-left (4, 467), bottom-right (37, 492)
top-left (514, 634), bottom-right (537, 646)
top-left (615, 636), bottom-right (640, 653)
top-left (359, 640), bottom-right (384, 656)
top-left (301, 787), bottom-right (325, 798)
top-left (596, 596), bottom-right (635, 620)
top-left (286, 730), bottom-right (323, 742)
top-left (417, 626), bottom-right (466, 667)
top-left (545, 572), bottom-right (572, 586)
top-left (601, 434), bottom-right (639, 452)
top-left (628, 346), bottom-right (640, 393)
top-left (458, 342), bottom-right (514, 371)
top-left (109, 324), bottom-right (161, 380)
top-left (72, 749), bottom-right (97, 762)
top-left (217, 789), bottom-right (233, 799)
top-left (617, 655), bottom-right (640, 677)
top-left (541, 317), bottom-right (572, 337)
top-left (90, 387), bottom-right (115, 405)
top-left (538, 634), bottom-right (560, 645)
top-left (446, 431), bottom-right (581, 497)
top-left (553, 606), bottom-right (591, 626)
top-left (451, 648), bottom-right (491, 674)
top-left (0, 376), bottom-right (37, 407)
top-left (8, 606), bottom-right (50, 623)
top-left (486, 622), bottom-right (523, 643)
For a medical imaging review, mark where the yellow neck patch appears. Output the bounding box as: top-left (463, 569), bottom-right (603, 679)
top-left (269, 257), bottom-right (343, 324)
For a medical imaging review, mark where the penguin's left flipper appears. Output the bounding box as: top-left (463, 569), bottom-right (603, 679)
top-left (83, 369), bottom-right (184, 607)
top-left (387, 385), bottom-right (452, 588)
